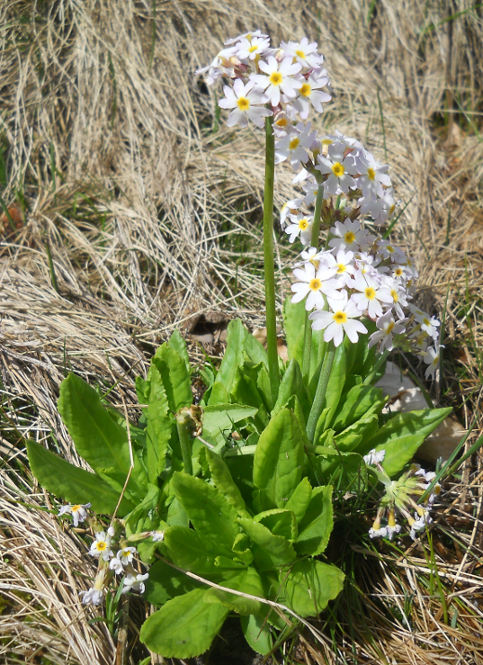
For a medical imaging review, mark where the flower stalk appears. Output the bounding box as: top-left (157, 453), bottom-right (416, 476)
top-left (306, 342), bottom-right (336, 442)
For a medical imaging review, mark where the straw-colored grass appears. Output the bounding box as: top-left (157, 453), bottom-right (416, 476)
top-left (1, 0), bottom-right (482, 663)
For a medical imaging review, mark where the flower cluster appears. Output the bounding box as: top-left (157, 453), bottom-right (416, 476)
top-left (58, 503), bottom-right (152, 606)
top-left (364, 451), bottom-right (441, 540)
top-left (289, 218), bottom-right (441, 371)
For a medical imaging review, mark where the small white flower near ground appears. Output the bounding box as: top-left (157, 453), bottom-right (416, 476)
top-left (122, 573), bottom-right (149, 595)
top-left (58, 502), bottom-right (91, 527)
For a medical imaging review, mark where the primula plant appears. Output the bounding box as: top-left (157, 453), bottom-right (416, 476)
top-left (27, 30), bottom-right (451, 659)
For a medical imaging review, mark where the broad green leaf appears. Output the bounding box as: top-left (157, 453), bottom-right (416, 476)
top-left (125, 483), bottom-right (161, 537)
top-left (164, 525), bottom-right (221, 575)
top-left (145, 558), bottom-right (200, 606)
top-left (285, 477), bottom-right (312, 524)
top-left (311, 344), bottom-right (347, 427)
top-left (241, 613), bottom-right (272, 655)
top-left (253, 409), bottom-right (306, 510)
top-left (295, 485), bottom-right (333, 556)
top-left (256, 364), bottom-right (274, 412)
top-left (166, 496), bottom-right (189, 527)
top-left (283, 559), bottom-right (344, 617)
top-left (140, 588), bottom-right (229, 658)
top-left (58, 373), bottom-right (147, 501)
top-left (231, 367), bottom-right (269, 429)
top-left (135, 375), bottom-right (149, 405)
top-left (172, 473), bottom-right (239, 553)
top-left (334, 414), bottom-right (379, 453)
top-left (205, 449), bottom-right (249, 518)
top-left (283, 296), bottom-right (305, 365)
top-left (202, 404), bottom-right (258, 448)
top-left (144, 361), bottom-right (172, 482)
top-left (232, 533), bottom-right (254, 566)
top-left (238, 517), bottom-right (296, 571)
top-left (272, 359), bottom-right (311, 420)
top-left (244, 330), bottom-right (268, 368)
top-left (344, 320), bottom-right (377, 379)
top-left (167, 329), bottom-right (191, 376)
top-left (209, 320), bottom-right (247, 405)
top-left (332, 385), bottom-right (386, 432)
top-left (26, 440), bottom-right (135, 515)
top-left (204, 566), bottom-right (264, 615)
top-left (312, 452), bottom-right (368, 493)
top-left (152, 344), bottom-right (192, 413)
top-left (225, 454), bottom-right (257, 511)
top-left (254, 509), bottom-right (297, 541)
top-left (362, 408), bottom-right (452, 476)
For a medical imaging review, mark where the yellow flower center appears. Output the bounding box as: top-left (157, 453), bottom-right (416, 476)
top-left (386, 244), bottom-right (394, 254)
top-left (295, 49), bottom-right (306, 59)
top-left (97, 542), bottom-right (107, 551)
top-left (423, 317), bottom-right (430, 326)
top-left (389, 203), bottom-right (396, 215)
top-left (367, 167), bottom-right (376, 181)
top-left (275, 117), bottom-right (287, 127)
top-left (394, 268), bottom-right (403, 277)
top-left (333, 311), bottom-right (347, 324)
top-left (336, 264), bottom-right (346, 273)
top-left (309, 278), bottom-right (321, 291)
top-left (248, 45), bottom-right (258, 53)
top-left (237, 96), bottom-right (250, 111)
top-left (72, 505), bottom-right (81, 512)
top-left (332, 162), bottom-right (345, 177)
top-left (386, 321), bottom-right (395, 334)
top-left (344, 231), bottom-right (356, 244)
top-left (269, 72), bottom-right (282, 86)
top-left (289, 137), bottom-right (300, 150)
top-left (365, 287), bottom-right (376, 300)
top-left (390, 289), bottom-right (398, 302)
top-left (298, 218), bottom-right (309, 230)
top-left (310, 259), bottom-right (320, 270)
top-left (299, 83), bottom-right (311, 97)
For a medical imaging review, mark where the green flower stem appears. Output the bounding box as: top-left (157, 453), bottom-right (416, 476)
top-left (302, 183), bottom-right (326, 380)
top-left (306, 342), bottom-right (336, 443)
top-left (176, 412), bottom-right (193, 475)
top-left (263, 115), bottom-right (280, 404)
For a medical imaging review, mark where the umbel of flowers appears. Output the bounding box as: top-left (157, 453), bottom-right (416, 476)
top-left (197, 30), bottom-right (442, 385)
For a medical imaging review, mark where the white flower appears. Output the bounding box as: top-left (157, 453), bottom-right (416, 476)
top-left (284, 213), bottom-right (313, 245)
top-left (376, 239), bottom-right (407, 264)
top-left (275, 122), bottom-right (317, 169)
top-left (423, 342), bottom-right (443, 379)
top-left (280, 198), bottom-right (303, 228)
top-left (324, 249), bottom-right (356, 286)
top-left (411, 307), bottom-right (441, 340)
top-left (363, 449), bottom-right (386, 465)
top-left (195, 46), bottom-right (237, 85)
top-left (293, 71), bottom-right (331, 119)
top-left (309, 292), bottom-right (368, 346)
top-left (109, 557), bottom-right (124, 574)
top-left (122, 573), bottom-right (149, 595)
top-left (224, 30), bottom-right (268, 46)
top-left (150, 530), bottom-right (165, 542)
top-left (218, 79), bottom-right (272, 128)
top-left (350, 270), bottom-right (393, 318)
top-left (80, 586), bottom-right (105, 605)
top-left (316, 142), bottom-right (358, 195)
top-left (89, 531), bottom-right (113, 561)
top-left (117, 546), bottom-right (136, 565)
top-left (58, 502), bottom-right (91, 527)
top-left (369, 525), bottom-right (388, 539)
top-left (328, 219), bottom-right (372, 252)
top-left (291, 261), bottom-right (341, 311)
top-left (368, 312), bottom-right (407, 352)
top-left (250, 56), bottom-right (302, 107)
top-left (280, 37), bottom-right (325, 70)
top-left (356, 150), bottom-right (391, 200)
top-left (234, 36), bottom-right (271, 61)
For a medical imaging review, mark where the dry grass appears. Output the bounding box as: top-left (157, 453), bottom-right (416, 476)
top-left (1, 0), bottom-right (483, 663)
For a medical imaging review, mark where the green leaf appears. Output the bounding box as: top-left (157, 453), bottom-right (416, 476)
top-left (152, 344), bottom-right (192, 413)
top-left (311, 344), bottom-right (347, 427)
top-left (167, 330), bottom-right (191, 376)
top-left (285, 477), bottom-right (312, 524)
top-left (295, 486), bottom-right (333, 556)
top-left (231, 367), bottom-right (269, 429)
top-left (283, 559), bottom-right (344, 617)
top-left (331, 384), bottom-right (386, 432)
top-left (244, 330), bottom-right (268, 368)
top-left (362, 408), bottom-right (452, 476)
top-left (241, 613), bottom-right (272, 655)
top-left (26, 440), bottom-right (135, 515)
top-left (272, 359), bottom-right (311, 420)
top-left (172, 473), bottom-right (239, 554)
top-left (144, 361), bottom-right (172, 482)
top-left (283, 296), bottom-right (305, 365)
top-left (203, 404), bottom-right (258, 449)
top-left (334, 414), bottom-right (379, 453)
top-left (204, 566), bottom-right (264, 615)
top-left (58, 373), bottom-right (147, 501)
top-left (209, 320), bottom-right (247, 405)
top-left (164, 525), bottom-right (220, 575)
top-left (140, 588), bottom-right (229, 658)
top-left (312, 452), bottom-right (368, 493)
top-left (145, 558), bottom-right (200, 606)
top-left (254, 509), bottom-right (297, 541)
top-left (205, 449), bottom-right (249, 518)
top-left (238, 517), bottom-right (296, 571)
top-left (125, 483), bottom-right (161, 537)
top-left (253, 409), bottom-right (306, 510)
